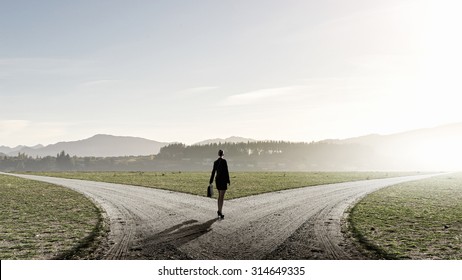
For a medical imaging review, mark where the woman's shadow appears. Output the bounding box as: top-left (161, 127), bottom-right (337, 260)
top-left (133, 218), bottom-right (219, 259)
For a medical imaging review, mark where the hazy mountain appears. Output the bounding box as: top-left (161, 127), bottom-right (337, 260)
top-left (3, 123), bottom-right (461, 170)
top-left (10, 134), bottom-right (169, 157)
top-left (30, 144), bottom-right (45, 149)
top-left (0, 145), bottom-right (26, 155)
top-left (326, 122), bottom-right (462, 146)
top-left (323, 122), bottom-right (462, 171)
top-left (0, 146), bottom-right (11, 154)
top-left (1, 144), bottom-right (44, 155)
top-left (193, 136), bottom-right (257, 146)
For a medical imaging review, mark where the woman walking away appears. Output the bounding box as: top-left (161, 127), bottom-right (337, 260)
top-left (209, 149), bottom-right (230, 219)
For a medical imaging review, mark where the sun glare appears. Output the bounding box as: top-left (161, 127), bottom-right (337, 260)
top-left (413, 138), bottom-right (462, 171)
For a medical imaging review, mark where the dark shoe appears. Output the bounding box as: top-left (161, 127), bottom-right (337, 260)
top-left (217, 211), bottom-right (224, 219)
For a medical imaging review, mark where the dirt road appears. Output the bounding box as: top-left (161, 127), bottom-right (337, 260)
top-left (6, 173), bottom-right (439, 259)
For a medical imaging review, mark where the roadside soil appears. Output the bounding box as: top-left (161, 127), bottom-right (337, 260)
top-left (7, 173), bottom-right (439, 259)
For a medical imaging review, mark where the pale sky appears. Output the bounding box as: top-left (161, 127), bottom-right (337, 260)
top-left (1, 0), bottom-right (461, 146)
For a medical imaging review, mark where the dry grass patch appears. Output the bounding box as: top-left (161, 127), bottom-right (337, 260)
top-left (0, 175), bottom-right (102, 259)
top-left (349, 173), bottom-right (462, 259)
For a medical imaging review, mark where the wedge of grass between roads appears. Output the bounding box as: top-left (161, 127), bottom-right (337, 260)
top-left (23, 171), bottom-right (425, 199)
top-left (0, 174), bottom-right (104, 259)
top-left (349, 172), bottom-right (462, 259)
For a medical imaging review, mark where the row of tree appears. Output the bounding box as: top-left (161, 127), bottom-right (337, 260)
top-left (0, 152), bottom-right (160, 172)
top-left (0, 141), bottom-right (385, 172)
top-left (156, 141), bottom-right (380, 169)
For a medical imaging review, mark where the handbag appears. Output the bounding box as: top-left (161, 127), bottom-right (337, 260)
top-left (207, 183), bottom-right (214, 197)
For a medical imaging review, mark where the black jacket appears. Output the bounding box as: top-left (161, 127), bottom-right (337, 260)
top-left (209, 158), bottom-right (230, 186)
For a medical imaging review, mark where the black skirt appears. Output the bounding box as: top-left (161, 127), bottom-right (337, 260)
top-left (215, 180), bottom-right (228, 190)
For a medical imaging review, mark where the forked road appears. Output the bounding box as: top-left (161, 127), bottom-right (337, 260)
top-left (7, 173), bottom-right (440, 259)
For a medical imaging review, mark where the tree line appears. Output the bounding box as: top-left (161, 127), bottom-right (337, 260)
top-left (0, 141), bottom-right (383, 172)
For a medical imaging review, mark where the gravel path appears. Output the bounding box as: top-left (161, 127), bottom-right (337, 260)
top-left (5, 173), bottom-right (439, 259)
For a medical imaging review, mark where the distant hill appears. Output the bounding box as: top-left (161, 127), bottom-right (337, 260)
top-left (2, 123), bottom-right (461, 170)
top-left (10, 134), bottom-right (169, 157)
top-left (193, 136), bottom-right (256, 146)
top-left (326, 122), bottom-right (462, 147)
top-left (323, 122), bottom-right (462, 171)
top-left (0, 145), bottom-right (28, 155)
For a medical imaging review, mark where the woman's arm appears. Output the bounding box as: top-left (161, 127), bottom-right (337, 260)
top-left (209, 161), bottom-right (217, 184)
top-left (224, 160), bottom-right (230, 184)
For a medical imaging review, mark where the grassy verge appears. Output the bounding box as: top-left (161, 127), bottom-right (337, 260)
top-left (0, 174), bottom-right (103, 259)
top-left (23, 171), bottom-right (423, 199)
top-left (349, 173), bottom-right (462, 259)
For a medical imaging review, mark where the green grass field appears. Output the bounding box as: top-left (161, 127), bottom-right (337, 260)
top-left (0, 174), bottom-right (103, 259)
top-left (349, 173), bottom-right (462, 259)
top-left (23, 171), bottom-right (423, 199)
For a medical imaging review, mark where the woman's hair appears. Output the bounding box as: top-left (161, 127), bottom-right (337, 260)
top-left (218, 150), bottom-right (224, 157)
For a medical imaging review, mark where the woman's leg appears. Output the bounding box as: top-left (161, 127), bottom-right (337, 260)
top-left (218, 190), bottom-right (226, 213)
